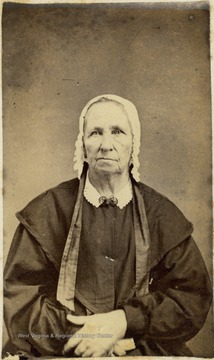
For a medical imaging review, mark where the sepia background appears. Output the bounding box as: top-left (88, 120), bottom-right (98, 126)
top-left (2, 2), bottom-right (213, 356)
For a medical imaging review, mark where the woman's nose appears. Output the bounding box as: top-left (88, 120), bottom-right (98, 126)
top-left (100, 133), bottom-right (113, 151)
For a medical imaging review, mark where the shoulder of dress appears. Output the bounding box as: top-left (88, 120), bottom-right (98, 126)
top-left (137, 181), bottom-right (190, 211)
top-left (136, 181), bottom-right (192, 222)
top-left (135, 181), bottom-right (169, 204)
top-left (17, 178), bottom-right (79, 217)
top-left (50, 177), bottom-right (80, 191)
top-left (15, 179), bottom-right (80, 270)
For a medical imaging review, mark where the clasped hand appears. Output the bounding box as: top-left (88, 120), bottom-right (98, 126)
top-left (63, 310), bottom-right (127, 357)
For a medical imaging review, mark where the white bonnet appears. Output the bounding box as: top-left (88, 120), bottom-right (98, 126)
top-left (73, 94), bottom-right (141, 182)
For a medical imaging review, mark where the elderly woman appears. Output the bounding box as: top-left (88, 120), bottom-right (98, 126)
top-left (4, 95), bottom-right (212, 358)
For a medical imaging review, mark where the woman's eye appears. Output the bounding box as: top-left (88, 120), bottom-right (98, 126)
top-left (112, 129), bottom-right (123, 135)
top-left (91, 130), bottom-right (101, 136)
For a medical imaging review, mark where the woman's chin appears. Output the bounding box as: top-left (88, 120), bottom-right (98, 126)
top-left (94, 164), bottom-right (120, 176)
top-left (97, 169), bottom-right (118, 176)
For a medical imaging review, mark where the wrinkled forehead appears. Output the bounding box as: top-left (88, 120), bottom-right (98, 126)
top-left (83, 99), bottom-right (131, 130)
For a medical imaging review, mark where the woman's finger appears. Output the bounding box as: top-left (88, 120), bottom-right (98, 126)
top-left (67, 314), bottom-right (87, 325)
top-left (75, 342), bottom-right (93, 357)
top-left (113, 342), bottom-right (126, 356)
top-left (63, 336), bottom-right (81, 353)
top-left (74, 342), bottom-right (87, 356)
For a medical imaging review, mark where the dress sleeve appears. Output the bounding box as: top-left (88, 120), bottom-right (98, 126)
top-left (4, 225), bottom-right (82, 356)
top-left (123, 236), bottom-right (212, 343)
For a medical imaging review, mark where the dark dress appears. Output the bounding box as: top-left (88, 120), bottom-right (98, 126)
top-left (3, 178), bottom-right (212, 357)
top-left (76, 199), bottom-right (135, 314)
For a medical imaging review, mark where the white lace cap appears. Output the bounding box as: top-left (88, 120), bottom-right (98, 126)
top-left (73, 94), bottom-right (141, 182)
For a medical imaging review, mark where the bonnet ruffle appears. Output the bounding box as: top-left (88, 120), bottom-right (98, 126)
top-left (73, 94), bottom-right (141, 182)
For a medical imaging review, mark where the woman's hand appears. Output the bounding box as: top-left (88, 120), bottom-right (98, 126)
top-left (63, 310), bottom-right (127, 357)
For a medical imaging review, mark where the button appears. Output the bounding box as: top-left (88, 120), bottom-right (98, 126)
top-left (105, 255), bottom-right (115, 262)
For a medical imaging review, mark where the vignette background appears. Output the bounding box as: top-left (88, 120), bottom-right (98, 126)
top-left (2, 1), bottom-right (213, 356)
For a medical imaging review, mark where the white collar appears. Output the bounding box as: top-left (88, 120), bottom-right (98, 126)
top-left (84, 173), bottom-right (133, 209)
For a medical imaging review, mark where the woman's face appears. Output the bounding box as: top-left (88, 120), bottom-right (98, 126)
top-left (83, 101), bottom-right (133, 177)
